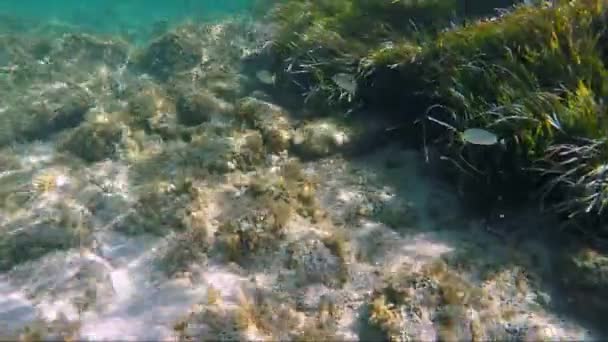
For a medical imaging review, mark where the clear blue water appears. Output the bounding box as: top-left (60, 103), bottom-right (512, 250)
top-left (0, 0), bottom-right (254, 36)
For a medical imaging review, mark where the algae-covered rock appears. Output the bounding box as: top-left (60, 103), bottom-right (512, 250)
top-left (59, 119), bottom-right (123, 162)
top-left (0, 150), bottom-right (22, 172)
top-left (178, 280), bottom-right (345, 341)
top-left (176, 89), bottom-right (233, 126)
top-left (126, 83), bottom-right (179, 136)
top-left (135, 28), bottom-right (202, 80)
top-left (160, 186), bottom-right (210, 276)
top-left (286, 238), bottom-right (346, 288)
top-left (563, 248), bottom-right (608, 290)
top-left (21, 83), bottom-right (94, 139)
top-left (560, 247), bottom-right (608, 322)
top-left (178, 285), bottom-right (303, 341)
top-left (50, 33), bottom-right (130, 67)
top-left (217, 204), bottom-right (290, 264)
top-left (213, 174), bottom-right (296, 265)
top-left (0, 221), bottom-right (75, 271)
top-left (116, 181), bottom-right (195, 236)
top-left (0, 34), bottom-right (44, 66)
top-left (0, 201), bottom-right (91, 271)
top-left (170, 128), bottom-right (265, 174)
top-left (292, 119), bottom-right (353, 159)
top-left (246, 165), bottom-right (323, 222)
top-left (233, 130), bottom-right (266, 169)
top-left (160, 225), bottom-right (209, 277)
top-left (375, 199), bottom-right (420, 230)
top-left (4, 318), bottom-right (81, 342)
top-left (365, 260), bottom-right (489, 342)
top-left (236, 97), bottom-right (293, 153)
top-left (205, 72), bottom-right (244, 101)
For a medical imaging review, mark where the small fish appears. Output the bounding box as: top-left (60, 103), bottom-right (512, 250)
top-left (380, 41), bottom-right (395, 50)
top-left (461, 128), bottom-right (498, 146)
top-left (545, 112), bottom-right (563, 131)
top-left (256, 70), bottom-right (276, 85)
top-left (331, 73), bottom-right (357, 94)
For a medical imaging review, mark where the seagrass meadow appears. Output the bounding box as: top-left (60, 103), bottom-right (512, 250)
top-left (0, 0), bottom-right (607, 340)
top-left (266, 0), bottom-right (608, 225)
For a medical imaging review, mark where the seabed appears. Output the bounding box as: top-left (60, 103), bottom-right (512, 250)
top-left (0, 1), bottom-right (606, 341)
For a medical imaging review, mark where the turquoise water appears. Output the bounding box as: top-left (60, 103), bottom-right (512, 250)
top-left (0, 0), bottom-right (254, 37)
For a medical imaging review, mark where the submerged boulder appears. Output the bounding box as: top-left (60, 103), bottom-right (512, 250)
top-left (560, 247), bottom-right (608, 325)
top-left (176, 89), bottom-right (234, 126)
top-left (286, 238), bottom-right (346, 288)
top-left (59, 118), bottom-right (124, 162)
top-left (19, 83), bottom-right (94, 140)
top-left (236, 97), bottom-right (294, 153)
top-left (125, 82), bottom-right (180, 138)
top-left (0, 200), bottom-right (91, 271)
top-left (159, 222), bottom-right (209, 277)
top-left (0, 221), bottom-right (76, 271)
top-left (563, 248), bottom-right (608, 290)
top-left (165, 127), bottom-right (264, 174)
top-left (0, 81), bottom-right (94, 146)
top-left (50, 33), bottom-right (130, 67)
top-left (116, 182), bottom-right (194, 236)
top-left (291, 119), bottom-right (353, 159)
top-left (134, 27), bottom-right (202, 80)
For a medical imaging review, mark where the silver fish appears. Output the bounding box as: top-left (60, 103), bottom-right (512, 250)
top-left (256, 70), bottom-right (276, 85)
top-left (332, 73), bottom-right (357, 94)
top-left (462, 128), bottom-right (498, 146)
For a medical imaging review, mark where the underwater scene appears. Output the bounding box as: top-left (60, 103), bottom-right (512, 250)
top-left (0, 0), bottom-right (607, 340)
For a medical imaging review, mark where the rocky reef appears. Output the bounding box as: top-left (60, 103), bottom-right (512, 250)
top-left (0, 1), bottom-right (606, 341)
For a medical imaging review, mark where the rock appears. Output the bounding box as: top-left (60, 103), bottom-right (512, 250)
top-left (249, 90), bottom-right (272, 101)
top-left (0, 201), bottom-right (90, 271)
top-left (135, 28), bottom-right (202, 80)
top-left (287, 238), bottom-right (344, 288)
top-left (560, 247), bottom-right (608, 328)
top-left (171, 128), bottom-right (264, 173)
top-left (236, 97), bottom-right (293, 153)
top-left (435, 305), bottom-right (475, 342)
top-left (563, 248), bottom-right (608, 290)
top-left (522, 324), bottom-right (557, 342)
top-left (58, 119), bottom-right (124, 162)
top-left (232, 130), bottom-right (265, 169)
top-left (8, 248), bottom-right (116, 320)
top-left (0, 152), bottom-right (22, 172)
top-left (176, 89), bottom-right (233, 126)
top-left (295, 284), bottom-right (334, 311)
top-left (50, 33), bottom-right (130, 67)
top-left (116, 183), bottom-right (192, 236)
top-left (365, 261), bottom-right (497, 342)
top-left (292, 119), bottom-right (354, 159)
top-left (203, 72), bottom-right (244, 101)
top-left (0, 222), bottom-right (74, 270)
top-left (20, 83), bottom-right (94, 140)
top-left (375, 199), bottom-right (419, 229)
top-left (160, 226), bottom-right (209, 276)
top-left (125, 83), bottom-right (179, 135)
top-left (217, 205), bottom-right (289, 263)
top-left (0, 34), bottom-right (41, 66)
